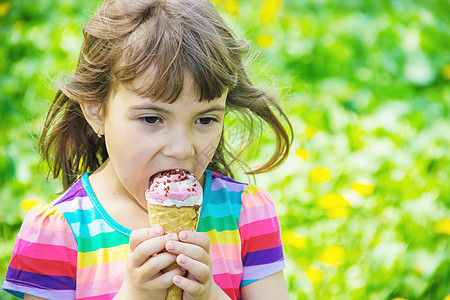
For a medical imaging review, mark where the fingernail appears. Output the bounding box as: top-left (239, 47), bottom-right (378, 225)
top-left (169, 233), bottom-right (178, 240)
top-left (179, 231), bottom-right (187, 240)
top-left (174, 276), bottom-right (182, 284)
top-left (155, 226), bottom-right (163, 235)
top-left (179, 254), bottom-right (187, 264)
top-left (166, 241), bottom-right (175, 250)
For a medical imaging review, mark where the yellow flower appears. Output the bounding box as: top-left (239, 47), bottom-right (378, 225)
top-left (211, 0), bottom-right (221, 5)
top-left (392, 298), bottom-right (407, 300)
top-left (20, 198), bottom-right (42, 211)
top-left (305, 267), bottom-right (323, 283)
top-left (258, 0), bottom-right (282, 23)
top-left (326, 206), bottom-right (349, 218)
top-left (319, 194), bottom-right (350, 218)
top-left (320, 245), bottom-right (345, 266)
top-left (351, 182), bottom-right (375, 196)
top-left (295, 148), bottom-right (309, 160)
top-left (224, 0), bottom-right (239, 14)
top-left (309, 167), bottom-right (331, 183)
top-left (318, 193), bottom-right (349, 209)
top-left (435, 219), bottom-right (450, 235)
top-left (441, 64), bottom-right (450, 80)
top-left (443, 294), bottom-right (450, 300)
top-left (256, 33), bottom-right (274, 48)
top-left (0, 2), bottom-right (10, 17)
top-left (304, 125), bottom-right (318, 140)
top-left (283, 231), bottom-right (307, 248)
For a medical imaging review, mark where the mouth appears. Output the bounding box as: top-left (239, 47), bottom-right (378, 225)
top-left (149, 168), bottom-right (191, 187)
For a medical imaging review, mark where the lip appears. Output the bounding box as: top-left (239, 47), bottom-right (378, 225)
top-left (149, 168), bottom-right (191, 187)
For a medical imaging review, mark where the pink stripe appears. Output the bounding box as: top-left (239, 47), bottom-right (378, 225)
top-left (78, 292), bottom-right (116, 300)
top-left (210, 243), bottom-right (241, 261)
top-left (23, 210), bottom-right (71, 233)
top-left (241, 189), bottom-right (273, 208)
top-left (76, 277), bottom-right (122, 298)
top-left (213, 272), bottom-right (242, 289)
top-left (12, 239), bottom-right (77, 265)
top-left (211, 257), bottom-right (242, 275)
top-left (77, 260), bottom-right (127, 284)
top-left (17, 223), bottom-right (77, 250)
top-left (239, 203), bottom-right (277, 226)
top-left (239, 217), bottom-right (280, 241)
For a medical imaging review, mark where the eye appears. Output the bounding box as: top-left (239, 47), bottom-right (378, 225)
top-left (196, 117), bottom-right (218, 125)
top-left (141, 116), bottom-right (163, 124)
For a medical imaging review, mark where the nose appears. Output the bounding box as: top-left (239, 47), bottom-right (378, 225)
top-left (162, 126), bottom-right (195, 160)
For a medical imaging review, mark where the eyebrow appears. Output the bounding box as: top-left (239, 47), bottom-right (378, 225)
top-left (130, 104), bottom-right (226, 115)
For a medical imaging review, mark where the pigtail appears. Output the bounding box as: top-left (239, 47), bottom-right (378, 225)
top-left (226, 66), bottom-right (293, 175)
top-left (39, 90), bottom-right (108, 189)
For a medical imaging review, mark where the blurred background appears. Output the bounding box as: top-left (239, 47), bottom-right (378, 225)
top-left (0, 0), bottom-right (449, 299)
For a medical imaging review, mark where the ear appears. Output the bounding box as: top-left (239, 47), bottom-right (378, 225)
top-left (80, 101), bottom-right (104, 136)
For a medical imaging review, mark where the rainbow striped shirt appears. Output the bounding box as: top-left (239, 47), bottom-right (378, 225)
top-left (3, 170), bottom-right (285, 299)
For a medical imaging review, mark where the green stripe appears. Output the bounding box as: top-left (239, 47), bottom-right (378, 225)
top-left (198, 215), bottom-right (238, 232)
top-left (76, 231), bottom-right (128, 253)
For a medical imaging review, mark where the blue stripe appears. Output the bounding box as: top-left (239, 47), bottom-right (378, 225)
top-left (63, 205), bottom-right (96, 224)
top-left (207, 189), bottom-right (243, 205)
top-left (200, 202), bottom-right (242, 219)
top-left (240, 279), bottom-right (258, 287)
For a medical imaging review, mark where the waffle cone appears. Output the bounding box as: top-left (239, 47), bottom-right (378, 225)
top-left (147, 203), bottom-right (201, 300)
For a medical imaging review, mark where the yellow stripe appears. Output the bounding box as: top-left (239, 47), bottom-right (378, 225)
top-left (32, 203), bottom-right (64, 218)
top-left (78, 244), bottom-right (129, 268)
top-left (205, 229), bottom-right (241, 245)
top-left (242, 184), bottom-right (259, 196)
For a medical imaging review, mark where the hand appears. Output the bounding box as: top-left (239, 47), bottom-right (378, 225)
top-left (114, 227), bottom-right (186, 300)
top-left (165, 231), bottom-right (229, 300)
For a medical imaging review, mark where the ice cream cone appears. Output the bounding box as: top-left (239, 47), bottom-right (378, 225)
top-left (147, 204), bottom-right (201, 300)
top-left (145, 169), bottom-right (203, 300)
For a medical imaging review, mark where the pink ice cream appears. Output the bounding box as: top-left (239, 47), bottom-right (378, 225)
top-left (145, 169), bottom-right (203, 208)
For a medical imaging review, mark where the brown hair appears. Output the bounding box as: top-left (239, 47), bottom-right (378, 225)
top-left (40, 0), bottom-right (293, 189)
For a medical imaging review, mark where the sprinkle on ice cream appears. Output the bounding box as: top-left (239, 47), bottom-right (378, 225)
top-left (145, 169), bottom-right (203, 208)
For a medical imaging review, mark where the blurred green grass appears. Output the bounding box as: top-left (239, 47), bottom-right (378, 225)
top-left (1, 0), bottom-right (449, 299)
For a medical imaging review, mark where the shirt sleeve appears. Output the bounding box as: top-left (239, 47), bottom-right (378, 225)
top-left (2, 203), bottom-right (78, 300)
top-left (238, 185), bottom-right (286, 287)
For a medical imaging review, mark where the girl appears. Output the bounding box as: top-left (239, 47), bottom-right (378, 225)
top-left (3, 0), bottom-right (293, 299)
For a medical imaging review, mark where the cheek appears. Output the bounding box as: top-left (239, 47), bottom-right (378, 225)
top-left (104, 123), bottom-right (157, 191)
top-left (195, 129), bottom-right (222, 170)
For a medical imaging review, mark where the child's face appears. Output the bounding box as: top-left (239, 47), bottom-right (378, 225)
top-left (102, 76), bottom-right (226, 205)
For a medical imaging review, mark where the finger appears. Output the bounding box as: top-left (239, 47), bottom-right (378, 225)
top-left (173, 274), bottom-right (205, 297)
top-left (129, 226), bottom-right (164, 251)
top-left (165, 240), bottom-right (210, 266)
top-left (131, 233), bottom-right (179, 267)
top-left (152, 266), bottom-right (187, 289)
top-left (139, 252), bottom-right (179, 279)
top-left (178, 231), bottom-right (211, 254)
top-left (176, 254), bottom-right (211, 284)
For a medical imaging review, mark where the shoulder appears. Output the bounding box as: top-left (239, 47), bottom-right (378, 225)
top-left (208, 170), bottom-right (248, 194)
top-left (23, 174), bottom-right (92, 238)
top-left (207, 170), bottom-right (276, 207)
top-left (4, 201), bottom-right (77, 299)
top-left (49, 174), bottom-right (90, 214)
